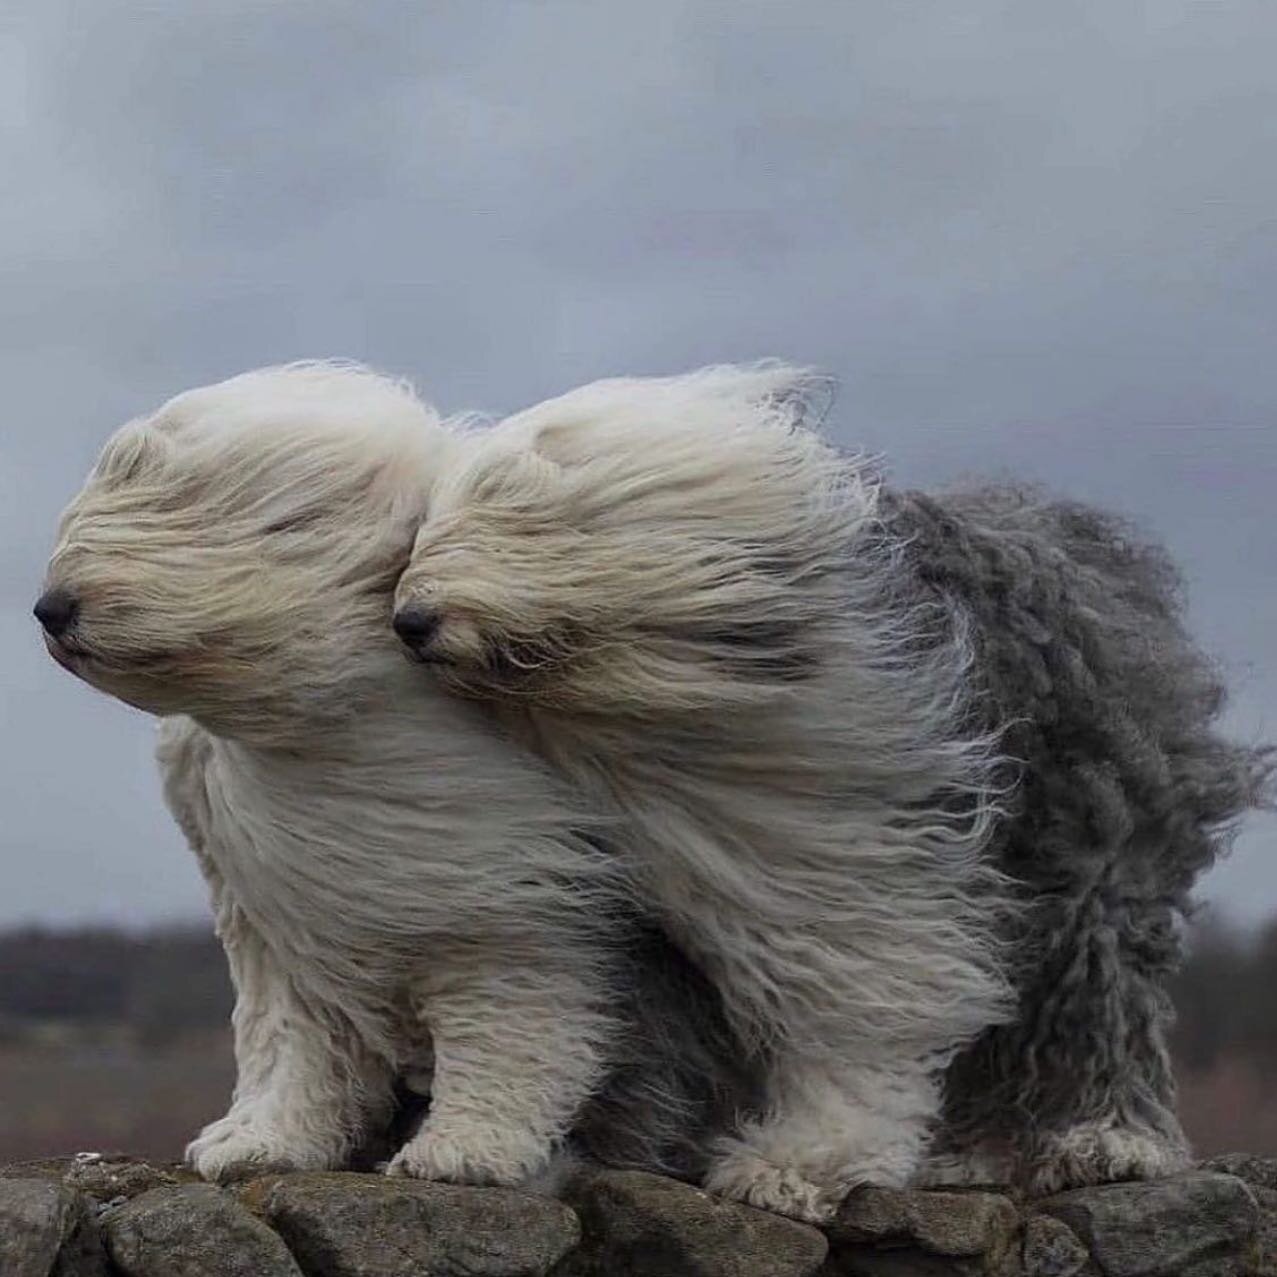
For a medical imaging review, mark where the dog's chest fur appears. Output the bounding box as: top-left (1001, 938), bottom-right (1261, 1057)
top-left (157, 689), bottom-right (620, 1032)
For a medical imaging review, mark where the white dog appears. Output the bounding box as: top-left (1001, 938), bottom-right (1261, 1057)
top-left (393, 363), bottom-right (1270, 1217)
top-left (36, 364), bottom-right (752, 1189)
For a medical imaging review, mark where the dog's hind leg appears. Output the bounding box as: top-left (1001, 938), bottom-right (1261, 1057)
top-left (1023, 885), bottom-right (1189, 1194)
top-left (925, 876), bottom-right (1190, 1195)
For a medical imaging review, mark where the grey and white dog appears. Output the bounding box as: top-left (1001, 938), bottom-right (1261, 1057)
top-left (394, 362), bottom-right (1273, 1217)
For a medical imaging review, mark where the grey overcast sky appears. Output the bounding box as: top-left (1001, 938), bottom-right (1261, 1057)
top-left (2, 0), bottom-right (1274, 928)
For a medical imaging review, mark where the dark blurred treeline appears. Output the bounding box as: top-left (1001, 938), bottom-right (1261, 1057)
top-left (1170, 915), bottom-right (1277, 1071)
top-left (0, 915), bottom-right (1274, 1063)
top-left (0, 924), bottom-right (232, 1048)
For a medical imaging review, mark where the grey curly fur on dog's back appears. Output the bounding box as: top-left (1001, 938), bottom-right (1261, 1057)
top-left (884, 484), bottom-right (1275, 1159)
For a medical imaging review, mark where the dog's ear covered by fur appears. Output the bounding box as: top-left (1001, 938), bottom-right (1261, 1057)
top-left (395, 363), bottom-right (884, 713)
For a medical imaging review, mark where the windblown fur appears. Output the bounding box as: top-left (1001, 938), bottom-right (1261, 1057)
top-left (394, 362), bottom-right (1273, 1217)
top-left (37, 364), bottom-right (755, 1190)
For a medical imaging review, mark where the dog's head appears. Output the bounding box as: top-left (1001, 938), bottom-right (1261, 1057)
top-left (38, 363), bottom-right (451, 736)
top-left (392, 363), bottom-right (866, 712)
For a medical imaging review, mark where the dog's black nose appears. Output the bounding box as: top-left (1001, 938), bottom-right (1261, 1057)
top-left (393, 605), bottom-right (440, 650)
top-left (33, 588), bottom-right (80, 639)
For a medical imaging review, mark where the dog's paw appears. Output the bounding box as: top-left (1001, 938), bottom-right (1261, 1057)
top-left (704, 1145), bottom-right (844, 1224)
top-left (384, 1123), bottom-right (552, 1188)
top-left (185, 1114), bottom-right (340, 1183)
top-left (1028, 1121), bottom-right (1189, 1196)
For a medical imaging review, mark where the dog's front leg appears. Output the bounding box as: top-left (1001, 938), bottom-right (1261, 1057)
top-left (187, 907), bottom-right (393, 1182)
top-left (387, 952), bottom-right (615, 1187)
top-left (705, 1051), bottom-right (941, 1223)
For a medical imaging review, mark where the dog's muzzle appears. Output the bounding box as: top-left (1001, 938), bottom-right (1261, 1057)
top-left (393, 605), bottom-right (442, 657)
top-left (33, 588), bottom-right (80, 640)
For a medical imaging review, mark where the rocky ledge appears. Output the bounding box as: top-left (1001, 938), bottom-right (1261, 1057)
top-left (1, 1152), bottom-right (1274, 1277)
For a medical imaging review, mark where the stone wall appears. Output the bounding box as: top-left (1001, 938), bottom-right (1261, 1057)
top-left (2, 1152), bottom-right (1273, 1277)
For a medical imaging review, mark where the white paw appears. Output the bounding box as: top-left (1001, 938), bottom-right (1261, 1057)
top-left (185, 1114), bottom-right (340, 1183)
top-left (704, 1145), bottom-right (844, 1224)
top-left (384, 1123), bottom-right (552, 1187)
top-left (1029, 1121), bottom-right (1189, 1196)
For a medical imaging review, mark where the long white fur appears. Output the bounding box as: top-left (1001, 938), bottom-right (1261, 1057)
top-left (42, 365), bottom-right (638, 1187)
top-left (397, 365), bottom-right (1016, 1219)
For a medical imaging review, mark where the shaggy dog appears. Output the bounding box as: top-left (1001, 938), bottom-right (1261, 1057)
top-left (393, 362), bottom-right (1273, 1218)
top-left (35, 364), bottom-right (754, 1189)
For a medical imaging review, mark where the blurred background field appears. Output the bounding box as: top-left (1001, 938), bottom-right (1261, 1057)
top-left (0, 927), bottom-right (234, 1162)
top-left (1, 916), bottom-right (1275, 1165)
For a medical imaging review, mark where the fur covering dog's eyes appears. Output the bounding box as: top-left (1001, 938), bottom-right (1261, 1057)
top-left (263, 507), bottom-right (328, 535)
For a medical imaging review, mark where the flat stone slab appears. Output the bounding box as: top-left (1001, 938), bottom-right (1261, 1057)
top-left (0, 1154), bottom-right (199, 1203)
top-left (104, 1183), bottom-right (303, 1277)
top-left (829, 1186), bottom-right (1018, 1257)
top-left (1038, 1171), bottom-right (1259, 1277)
top-left (559, 1168), bottom-right (828, 1277)
top-left (243, 1171), bottom-right (581, 1277)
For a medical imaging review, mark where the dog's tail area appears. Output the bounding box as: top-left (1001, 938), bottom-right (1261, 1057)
top-left (894, 482), bottom-right (1275, 897)
top-left (1029, 491), bottom-right (1272, 891)
top-left (1044, 494), bottom-right (1275, 889)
